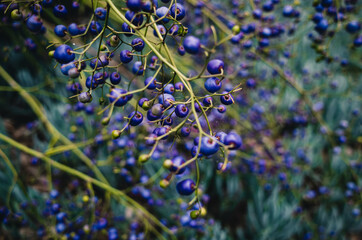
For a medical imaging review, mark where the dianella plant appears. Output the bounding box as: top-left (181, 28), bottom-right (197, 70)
top-left (0, 0), bottom-right (361, 239)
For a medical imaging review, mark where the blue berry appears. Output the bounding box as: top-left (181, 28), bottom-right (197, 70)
top-left (204, 77), bottom-right (222, 93)
top-left (207, 59), bottom-right (224, 74)
top-left (122, 22), bottom-right (134, 36)
top-left (131, 38), bottom-right (145, 52)
top-left (54, 45), bottom-right (75, 64)
top-left (109, 88), bottom-right (129, 107)
top-left (110, 72), bottom-right (121, 85)
top-left (175, 104), bottom-right (189, 118)
top-left (54, 25), bottom-right (67, 37)
top-left (183, 36), bottom-right (201, 54)
top-left (200, 136), bottom-right (219, 156)
top-left (127, 0), bottom-right (142, 12)
top-left (85, 76), bottom-right (98, 89)
top-left (282, 5), bottom-right (294, 17)
top-left (170, 156), bottom-right (186, 174)
top-left (132, 61), bottom-right (144, 75)
top-left (346, 21), bottom-right (361, 34)
top-left (178, 45), bottom-right (186, 55)
top-left (224, 132), bottom-right (242, 150)
top-left (220, 92), bottom-right (234, 105)
top-left (158, 94), bottom-right (175, 108)
top-left (170, 4), bottom-right (186, 20)
top-left (90, 21), bottom-right (102, 34)
top-left (53, 5), bottom-right (67, 18)
top-left (68, 23), bottom-right (84, 35)
top-left (156, 7), bottom-right (170, 23)
top-left (315, 19), bottom-right (329, 33)
top-left (95, 7), bottom-right (107, 20)
top-left (144, 77), bottom-right (157, 89)
top-left (128, 111), bottom-right (143, 126)
top-left (176, 179), bottom-right (196, 195)
top-left (180, 127), bottom-right (191, 137)
top-left (26, 15), bottom-right (43, 32)
top-left (164, 84), bottom-right (175, 94)
top-left (120, 50), bottom-right (133, 63)
top-left (125, 11), bottom-right (144, 26)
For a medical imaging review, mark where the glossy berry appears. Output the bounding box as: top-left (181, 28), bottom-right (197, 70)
top-left (204, 77), bottom-right (222, 93)
top-left (131, 38), bottom-right (145, 52)
top-left (154, 25), bottom-right (167, 37)
top-left (170, 156), bottom-right (186, 174)
top-left (95, 7), bottom-right (107, 20)
top-left (176, 179), bottom-right (196, 195)
top-left (128, 111), bottom-right (143, 126)
top-left (158, 94), bottom-right (175, 108)
top-left (262, 1), bottom-right (274, 12)
top-left (53, 5), bottom-right (68, 18)
top-left (217, 105), bottom-right (226, 113)
top-left (164, 84), bottom-right (175, 94)
top-left (127, 0), bottom-right (142, 12)
top-left (178, 45), bottom-right (186, 56)
top-left (11, 9), bottom-right (22, 20)
top-left (26, 15), bottom-right (43, 32)
top-left (54, 25), bottom-right (67, 37)
top-left (54, 45), bottom-right (75, 64)
top-left (203, 96), bottom-right (213, 106)
top-left (170, 4), bottom-right (186, 20)
top-left (122, 22), bottom-right (134, 36)
top-left (125, 11), bottom-right (144, 26)
top-left (180, 126), bottom-right (191, 137)
top-left (200, 136), bottom-right (219, 156)
top-left (207, 59), bottom-right (224, 74)
top-left (156, 7), bottom-right (170, 23)
top-left (183, 36), bottom-right (201, 54)
top-left (109, 88), bottom-right (129, 107)
top-left (220, 92), bottom-right (234, 105)
top-left (90, 21), bottom-right (102, 34)
top-left (175, 104), bottom-right (189, 118)
top-left (120, 50), bottom-right (133, 63)
top-left (144, 77), bottom-right (157, 89)
top-left (110, 72), bottom-right (121, 85)
top-left (85, 76), bottom-right (97, 89)
top-left (282, 5), bottom-right (294, 17)
top-left (175, 82), bottom-right (184, 91)
top-left (215, 131), bottom-right (227, 144)
top-left (315, 19), bottom-right (329, 33)
top-left (191, 145), bottom-right (203, 158)
top-left (132, 61), bottom-right (144, 75)
top-left (161, 116), bottom-right (173, 126)
top-left (346, 21), bottom-right (361, 34)
top-left (68, 23), bottom-right (80, 36)
top-left (224, 132), bottom-right (242, 150)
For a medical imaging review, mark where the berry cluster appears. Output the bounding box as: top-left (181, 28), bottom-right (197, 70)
top-left (0, 0), bottom-right (361, 239)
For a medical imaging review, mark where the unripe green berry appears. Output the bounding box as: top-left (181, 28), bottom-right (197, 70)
top-left (110, 35), bottom-right (120, 47)
top-left (159, 179), bottom-right (170, 188)
top-left (48, 50), bottom-right (55, 57)
top-left (138, 154), bottom-right (149, 163)
top-left (190, 210), bottom-right (200, 219)
top-left (232, 25), bottom-right (240, 35)
top-left (11, 9), bottom-right (22, 20)
top-left (200, 207), bottom-right (207, 216)
top-left (142, 101), bottom-right (151, 110)
top-left (112, 130), bottom-right (121, 139)
top-left (100, 44), bottom-right (107, 51)
top-left (101, 117), bottom-right (110, 126)
top-left (163, 159), bottom-right (173, 169)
